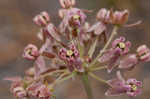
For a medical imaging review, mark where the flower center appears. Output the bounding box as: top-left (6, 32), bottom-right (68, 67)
top-left (73, 15), bottom-right (80, 20)
top-left (66, 50), bottom-right (74, 56)
top-left (26, 49), bottom-right (32, 55)
top-left (131, 84), bottom-right (137, 91)
top-left (118, 42), bottom-right (126, 49)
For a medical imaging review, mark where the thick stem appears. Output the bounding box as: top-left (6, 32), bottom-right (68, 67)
top-left (89, 26), bottom-right (119, 67)
top-left (81, 73), bottom-right (94, 99)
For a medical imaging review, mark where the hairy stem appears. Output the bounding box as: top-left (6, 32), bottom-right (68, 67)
top-left (89, 26), bottom-right (119, 67)
top-left (81, 73), bottom-right (94, 99)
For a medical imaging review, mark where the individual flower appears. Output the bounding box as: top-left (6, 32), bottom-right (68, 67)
top-left (88, 8), bottom-right (109, 37)
top-left (59, 8), bottom-right (86, 34)
top-left (4, 77), bottom-right (27, 99)
top-left (111, 10), bottom-right (129, 25)
top-left (23, 44), bottom-right (39, 60)
top-left (99, 37), bottom-right (131, 73)
top-left (27, 82), bottom-right (51, 99)
top-left (112, 36), bottom-right (131, 55)
top-left (33, 11), bottom-right (50, 27)
top-left (105, 71), bottom-right (142, 97)
top-left (126, 78), bottom-right (142, 97)
top-left (118, 54), bottom-right (138, 70)
top-left (96, 8), bottom-right (112, 24)
top-left (59, 43), bottom-right (84, 72)
top-left (137, 45), bottom-right (150, 62)
top-left (59, 0), bottom-right (76, 9)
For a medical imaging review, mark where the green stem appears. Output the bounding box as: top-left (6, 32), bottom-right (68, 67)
top-left (90, 66), bottom-right (107, 71)
top-left (81, 73), bottom-right (94, 99)
top-left (89, 26), bottom-right (119, 67)
top-left (89, 72), bottom-right (107, 84)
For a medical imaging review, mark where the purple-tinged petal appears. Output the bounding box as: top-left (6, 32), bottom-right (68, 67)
top-left (105, 87), bottom-right (126, 96)
top-left (96, 8), bottom-right (108, 21)
top-left (88, 22), bottom-right (106, 36)
top-left (137, 45), bottom-right (150, 62)
top-left (98, 49), bottom-right (114, 63)
top-left (112, 10), bottom-right (129, 25)
top-left (135, 81), bottom-right (143, 87)
top-left (33, 11), bottom-right (50, 27)
top-left (44, 23), bottom-right (61, 42)
top-left (59, 9), bottom-right (67, 18)
top-left (74, 58), bottom-right (84, 72)
top-left (107, 78), bottom-right (124, 88)
top-left (122, 41), bottom-right (131, 55)
top-left (107, 52), bottom-right (120, 73)
top-left (112, 37), bottom-right (125, 48)
top-left (59, 0), bottom-right (76, 9)
top-left (34, 56), bottom-right (47, 78)
top-left (126, 89), bottom-right (141, 97)
top-left (119, 54), bottom-right (138, 70)
top-left (23, 44), bottom-right (39, 60)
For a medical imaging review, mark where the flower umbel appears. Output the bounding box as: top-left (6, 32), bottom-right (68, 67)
top-left (4, 0), bottom-right (150, 99)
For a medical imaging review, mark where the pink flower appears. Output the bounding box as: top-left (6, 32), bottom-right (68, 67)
top-left (59, 8), bottom-right (86, 33)
top-left (111, 10), bottom-right (129, 25)
top-left (33, 11), bottom-right (50, 27)
top-left (99, 37), bottom-right (131, 73)
top-left (59, 0), bottom-right (76, 9)
top-left (59, 43), bottom-right (84, 72)
top-left (118, 54), bottom-right (138, 70)
top-left (27, 82), bottom-right (51, 99)
top-left (96, 8), bottom-right (112, 23)
top-left (112, 36), bottom-right (131, 55)
top-left (4, 77), bottom-right (27, 99)
top-left (106, 71), bottom-right (142, 97)
top-left (137, 45), bottom-right (150, 62)
top-left (126, 78), bottom-right (142, 97)
top-left (88, 22), bottom-right (106, 36)
top-left (23, 44), bottom-right (39, 60)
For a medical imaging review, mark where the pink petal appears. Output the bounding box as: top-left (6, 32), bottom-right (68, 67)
top-left (105, 87), bottom-right (126, 96)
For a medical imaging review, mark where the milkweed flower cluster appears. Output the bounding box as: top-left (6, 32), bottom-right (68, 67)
top-left (5, 0), bottom-right (150, 99)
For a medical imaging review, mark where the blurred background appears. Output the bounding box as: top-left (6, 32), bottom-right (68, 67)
top-left (0, 0), bottom-right (150, 99)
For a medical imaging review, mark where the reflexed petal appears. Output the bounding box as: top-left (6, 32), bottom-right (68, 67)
top-left (98, 49), bottom-right (114, 63)
top-left (46, 23), bottom-right (61, 42)
top-left (34, 56), bottom-right (47, 77)
top-left (107, 53), bottom-right (120, 73)
top-left (107, 78), bottom-right (124, 88)
top-left (126, 89), bottom-right (141, 97)
top-left (105, 87), bottom-right (126, 96)
top-left (88, 22), bottom-right (106, 36)
top-left (119, 54), bottom-right (138, 69)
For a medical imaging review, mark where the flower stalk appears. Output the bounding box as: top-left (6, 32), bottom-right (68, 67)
top-left (81, 73), bottom-right (94, 99)
top-left (90, 26), bottom-right (119, 67)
